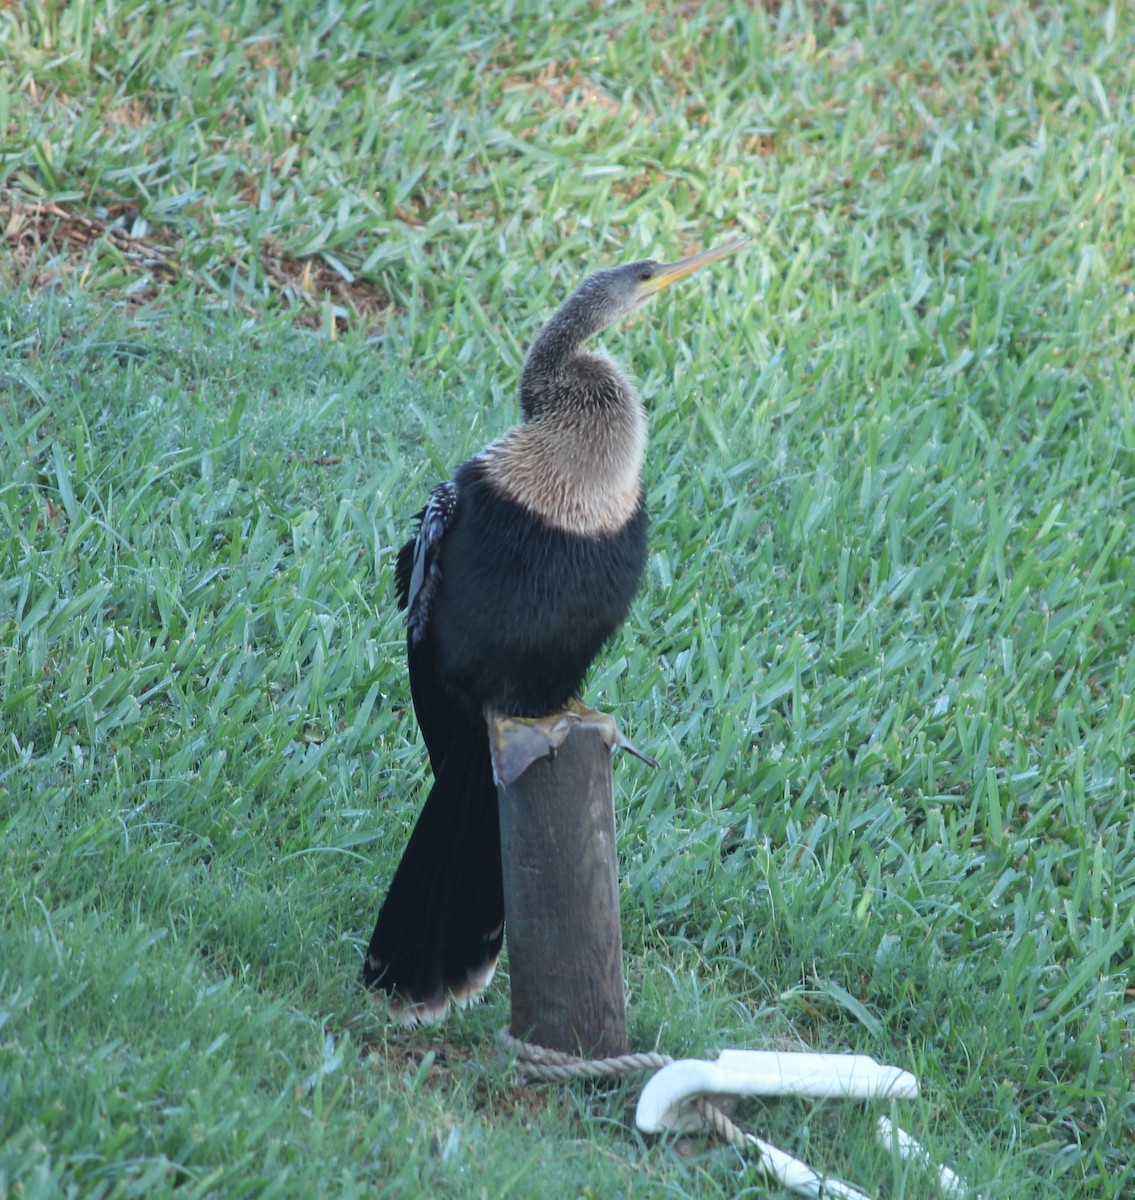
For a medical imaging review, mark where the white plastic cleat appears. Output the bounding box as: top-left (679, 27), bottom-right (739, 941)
top-left (636, 1050), bottom-right (919, 1133)
top-left (877, 1117), bottom-right (973, 1198)
top-left (636, 1050), bottom-right (925, 1200)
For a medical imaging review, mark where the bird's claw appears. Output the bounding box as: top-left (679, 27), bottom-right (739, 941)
top-left (489, 701), bottom-right (658, 786)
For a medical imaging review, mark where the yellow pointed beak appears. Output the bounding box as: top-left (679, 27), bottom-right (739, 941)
top-left (638, 235), bottom-right (750, 298)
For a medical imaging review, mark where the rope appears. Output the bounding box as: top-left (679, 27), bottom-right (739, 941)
top-left (498, 1028), bottom-right (672, 1080)
top-left (498, 1028), bottom-right (757, 1153)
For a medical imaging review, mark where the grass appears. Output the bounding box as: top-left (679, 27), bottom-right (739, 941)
top-left (2, 0), bottom-right (1134, 1196)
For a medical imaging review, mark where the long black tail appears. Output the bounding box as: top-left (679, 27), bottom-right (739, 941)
top-left (364, 715), bottom-right (503, 1021)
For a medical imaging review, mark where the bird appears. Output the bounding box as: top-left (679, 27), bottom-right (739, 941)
top-left (364, 235), bottom-right (748, 1023)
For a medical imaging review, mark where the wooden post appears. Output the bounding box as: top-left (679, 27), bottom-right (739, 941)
top-left (494, 712), bottom-right (628, 1058)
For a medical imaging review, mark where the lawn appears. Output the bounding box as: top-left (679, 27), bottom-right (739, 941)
top-left (2, 1), bottom-right (1133, 1197)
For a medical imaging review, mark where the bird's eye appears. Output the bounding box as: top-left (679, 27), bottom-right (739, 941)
top-left (639, 266), bottom-right (653, 281)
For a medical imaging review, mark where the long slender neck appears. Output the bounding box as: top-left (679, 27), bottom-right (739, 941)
top-left (519, 281), bottom-right (618, 420)
top-left (484, 277), bottom-right (646, 536)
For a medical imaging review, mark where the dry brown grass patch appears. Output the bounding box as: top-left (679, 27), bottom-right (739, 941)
top-left (0, 186), bottom-right (393, 329)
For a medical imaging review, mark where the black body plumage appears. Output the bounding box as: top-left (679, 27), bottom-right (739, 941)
top-left (423, 460), bottom-right (647, 717)
top-left (363, 239), bottom-right (745, 1019)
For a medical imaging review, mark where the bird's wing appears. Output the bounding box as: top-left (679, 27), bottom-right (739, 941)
top-left (398, 481), bottom-right (458, 646)
top-left (371, 476), bottom-right (503, 1011)
top-left (395, 481), bottom-right (461, 774)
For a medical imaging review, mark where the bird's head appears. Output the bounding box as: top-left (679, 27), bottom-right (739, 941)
top-left (576, 236), bottom-right (750, 329)
top-left (521, 234), bottom-right (750, 417)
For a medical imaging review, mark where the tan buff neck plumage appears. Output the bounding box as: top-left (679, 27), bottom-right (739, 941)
top-left (480, 350), bottom-right (646, 537)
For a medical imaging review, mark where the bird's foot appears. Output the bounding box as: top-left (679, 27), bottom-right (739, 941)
top-left (563, 698), bottom-right (661, 771)
top-left (489, 700), bottom-right (658, 786)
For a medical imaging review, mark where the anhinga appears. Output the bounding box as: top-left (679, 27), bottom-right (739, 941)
top-left (365, 236), bottom-right (748, 1022)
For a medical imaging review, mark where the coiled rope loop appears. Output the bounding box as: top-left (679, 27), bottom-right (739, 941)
top-left (498, 1028), bottom-right (758, 1153)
